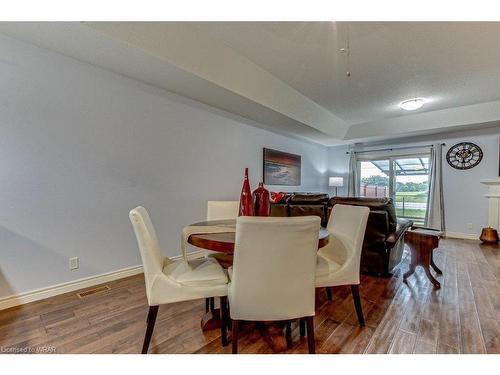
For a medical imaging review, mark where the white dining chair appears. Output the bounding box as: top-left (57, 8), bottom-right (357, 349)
top-left (315, 204), bottom-right (370, 327)
top-left (204, 200), bottom-right (239, 312)
top-left (228, 216), bottom-right (321, 354)
top-left (206, 200), bottom-right (239, 221)
top-left (129, 206), bottom-right (229, 353)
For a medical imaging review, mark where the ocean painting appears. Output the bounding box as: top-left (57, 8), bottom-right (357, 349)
top-left (263, 148), bottom-right (301, 186)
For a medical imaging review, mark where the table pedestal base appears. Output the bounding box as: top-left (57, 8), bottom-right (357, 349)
top-left (201, 308), bottom-right (221, 331)
top-left (202, 314), bottom-right (290, 352)
top-left (258, 322), bottom-right (289, 353)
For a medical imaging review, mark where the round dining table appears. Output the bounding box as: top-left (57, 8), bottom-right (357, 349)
top-left (188, 219), bottom-right (329, 267)
top-left (186, 218), bottom-right (330, 353)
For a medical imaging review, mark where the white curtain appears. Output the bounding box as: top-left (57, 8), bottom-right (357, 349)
top-left (425, 144), bottom-right (445, 231)
top-left (347, 152), bottom-right (359, 197)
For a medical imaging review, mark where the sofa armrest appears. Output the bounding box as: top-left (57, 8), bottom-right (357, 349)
top-left (364, 210), bottom-right (390, 248)
top-left (386, 218), bottom-right (413, 248)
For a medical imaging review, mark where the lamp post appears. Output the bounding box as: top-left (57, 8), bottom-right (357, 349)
top-left (329, 176), bottom-right (344, 197)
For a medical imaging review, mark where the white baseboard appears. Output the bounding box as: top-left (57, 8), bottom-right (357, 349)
top-left (0, 250), bottom-right (206, 311)
top-left (444, 231), bottom-right (480, 240)
top-left (0, 265), bottom-right (143, 311)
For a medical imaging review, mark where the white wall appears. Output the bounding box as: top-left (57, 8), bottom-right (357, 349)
top-left (327, 145), bottom-right (350, 197)
top-left (0, 35), bottom-right (328, 298)
top-left (327, 127), bottom-right (500, 236)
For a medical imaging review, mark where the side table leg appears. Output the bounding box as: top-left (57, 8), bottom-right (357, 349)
top-left (424, 266), bottom-right (441, 289)
top-left (421, 246), bottom-right (441, 289)
top-left (403, 265), bottom-right (416, 281)
top-left (403, 247), bottom-right (417, 281)
top-left (430, 256), bottom-right (443, 275)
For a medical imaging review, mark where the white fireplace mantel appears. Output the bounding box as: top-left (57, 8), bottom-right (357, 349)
top-left (480, 179), bottom-right (500, 230)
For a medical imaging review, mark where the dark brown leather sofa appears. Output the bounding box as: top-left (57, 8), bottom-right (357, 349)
top-left (329, 197), bottom-right (412, 276)
top-left (270, 193), bottom-right (330, 227)
top-left (270, 193), bottom-right (412, 276)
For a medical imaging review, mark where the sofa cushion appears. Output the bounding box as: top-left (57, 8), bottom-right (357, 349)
top-left (270, 193), bottom-right (330, 227)
top-left (289, 193), bottom-right (329, 205)
top-left (270, 204), bottom-right (288, 218)
top-left (289, 204), bottom-right (328, 227)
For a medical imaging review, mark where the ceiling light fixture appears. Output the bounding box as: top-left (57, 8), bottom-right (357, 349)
top-left (399, 98), bottom-right (425, 111)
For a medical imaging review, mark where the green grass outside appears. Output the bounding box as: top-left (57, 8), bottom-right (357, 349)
top-left (394, 191), bottom-right (428, 203)
top-left (395, 191), bottom-right (427, 225)
top-left (396, 210), bottom-right (425, 228)
top-left (396, 208), bottom-right (426, 218)
top-left (396, 208), bottom-right (425, 226)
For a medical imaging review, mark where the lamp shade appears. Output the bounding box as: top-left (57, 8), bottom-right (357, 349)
top-left (329, 176), bottom-right (344, 187)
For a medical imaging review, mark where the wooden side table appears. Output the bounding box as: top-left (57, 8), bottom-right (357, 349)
top-left (403, 228), bottom-right (443, 289)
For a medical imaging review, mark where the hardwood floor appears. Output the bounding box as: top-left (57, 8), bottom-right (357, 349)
top-left (0, 238), bottom-right (498, 354)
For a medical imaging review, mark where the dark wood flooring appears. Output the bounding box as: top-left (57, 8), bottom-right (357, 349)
top-left (0, 238), bottom-right (498, 354)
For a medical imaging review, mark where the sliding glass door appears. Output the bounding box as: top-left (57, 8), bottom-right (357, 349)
top-left (393, 157), bottom-right (429, 225)
top-left (358, 154), bottom-right (430, 226)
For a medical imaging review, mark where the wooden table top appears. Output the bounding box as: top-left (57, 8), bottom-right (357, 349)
top-left (187, 219), bottom-right (330, 253)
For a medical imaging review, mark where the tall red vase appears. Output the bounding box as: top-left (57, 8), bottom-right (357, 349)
top-left (252, 182), bottom-right (270, 216)
top-left (239, 168), bottom-right (254, 216)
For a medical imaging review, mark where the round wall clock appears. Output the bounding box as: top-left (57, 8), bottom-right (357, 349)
top-left (446, 142), bottom-right (483, 170)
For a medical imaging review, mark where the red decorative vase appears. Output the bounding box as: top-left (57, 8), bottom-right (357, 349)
top-left (239, 168), bottom-right (254, 216)
top-left (253, 182), bottom-right (270, 216)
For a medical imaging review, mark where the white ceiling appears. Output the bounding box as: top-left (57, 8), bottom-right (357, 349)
top-left (2, 22), bottom-right (500, 145)
top-left (196, 22), bottom-right (500, 124)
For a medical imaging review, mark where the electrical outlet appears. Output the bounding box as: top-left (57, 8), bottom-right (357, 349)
top-left (69, 257), bottom-right (79, 270)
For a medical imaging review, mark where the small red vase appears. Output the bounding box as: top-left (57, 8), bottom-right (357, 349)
top-left (239, 168), bottom-right (254, 216)
top-left (253, 182), bottom-right (270, 216)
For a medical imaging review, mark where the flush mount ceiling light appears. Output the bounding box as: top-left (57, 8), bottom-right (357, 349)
top-left (399, 98), bottom-right (425, 111)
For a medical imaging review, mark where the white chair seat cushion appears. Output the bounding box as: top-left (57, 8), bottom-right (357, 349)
top-left (163, 258), bottom-right (228, 287)
top-left (316, 254), bottom-right (341, 277)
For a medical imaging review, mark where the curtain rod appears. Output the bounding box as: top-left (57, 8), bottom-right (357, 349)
top-left (345, 143), bottom-right (446, 155)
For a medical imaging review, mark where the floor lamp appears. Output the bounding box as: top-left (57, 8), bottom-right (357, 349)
top-left (329, 176), bottom-right (344, 197)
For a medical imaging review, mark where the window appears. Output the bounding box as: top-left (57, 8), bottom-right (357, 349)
top-left (358, 154), bottom-right (430, 226)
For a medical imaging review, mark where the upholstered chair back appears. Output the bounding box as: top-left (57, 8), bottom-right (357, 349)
top-left (207, 201), bottom-right (239, 221)
top-left (229, 216), bottom-right (321, 321)
top-left (129, 206), bottom-right (167, 302)
top-left (325, 204), bottom-right (369, 282)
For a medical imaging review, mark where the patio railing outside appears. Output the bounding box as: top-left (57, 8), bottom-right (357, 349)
top-left (394, 193), bottom-right (427, 225)
top-left (361, 184), bottom-right (427, 225)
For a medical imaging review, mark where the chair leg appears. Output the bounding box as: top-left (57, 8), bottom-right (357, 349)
top-left (142, 305), bottom-right (159, 354)
top-left (299, 318), bottom-right (306, 337)
top-left (285, 321), bottom-right (292, 349)
top-left (351, 285), bottom-right (365, 327)
top-left (209, 297), bottom-right (215, 311)
top-left (326, 287), bottom-right (333, 301)
top-left (232, 320), bottom-right (239, 354)
top-left (220, 296), bottom-right (228, 347)
top-left (305, 316), bottom-right (315, 354)
top-left (205, 298), bottom-right (210, 313)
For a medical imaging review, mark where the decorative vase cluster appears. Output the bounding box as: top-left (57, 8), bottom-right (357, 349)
top-left (238, 168), bottom-right (270, 216)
